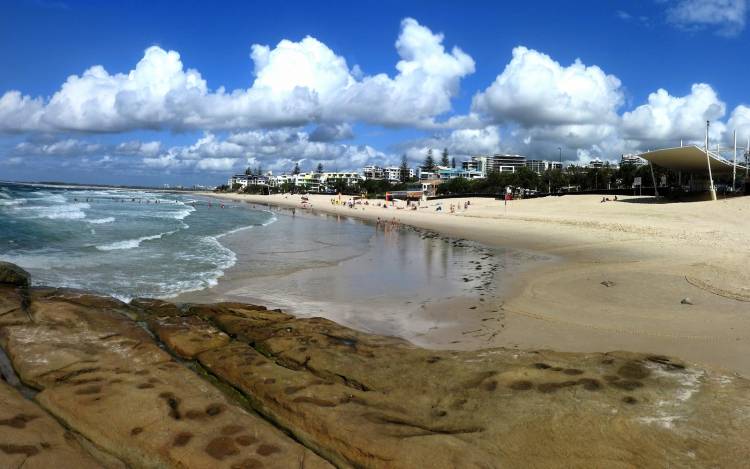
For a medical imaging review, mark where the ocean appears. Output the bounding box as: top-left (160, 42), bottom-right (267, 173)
top-left (0, 182), bottom-right (276, 301)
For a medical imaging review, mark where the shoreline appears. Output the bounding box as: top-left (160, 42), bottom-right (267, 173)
top-left (201, 191), bottom-right (750, 377)
top-left (175, 208), bottom-right (556, 351)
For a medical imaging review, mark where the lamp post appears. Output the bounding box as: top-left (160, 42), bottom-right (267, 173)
top-left (558, 147), bottom-right (562, 167)
top-left (705, 120), bottom-right (717, 201)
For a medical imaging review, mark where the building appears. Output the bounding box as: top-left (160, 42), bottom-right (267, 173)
top-left (462, 154), bottom-right (527, 175)
top-left (436, 167), bottom-right (484, 180)
top-left (586, 158), bottom-right (606, 169)
top-left (525, 160), bottom-right (563, 174)
top-left (621, 154), bottom-right (647, 167)
top-left (361, 165), bottom-right (385, 180)
top-left (362, 165), bottom-right (414, 182)
top-left (384, 166), bottom-right (414, 182)
top-left (419, 179), bottom-right (443, 197)
top-left (321, 171), bottom-right (363, 188)
top-left (228, 174), bottom-right (249, 188)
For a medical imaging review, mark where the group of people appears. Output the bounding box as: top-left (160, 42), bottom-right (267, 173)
top-left (600, 196), bottom-right (619, 203)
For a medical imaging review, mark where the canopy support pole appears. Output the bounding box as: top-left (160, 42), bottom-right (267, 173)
top-left (706, 121), bottom-right (717, 201)
top-left (733, 130), bottom-right (737, 191)
top-left (649, 162), bottom-right (659, 198)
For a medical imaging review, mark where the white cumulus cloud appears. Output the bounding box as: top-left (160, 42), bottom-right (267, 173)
top-left (471, 46), bottom-right (623, 127)
top-left (0, 18), bottom-right (474, 134)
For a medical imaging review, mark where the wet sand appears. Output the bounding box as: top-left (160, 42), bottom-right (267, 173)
top-left (198, 192), bottom-right (750, 377)
top-left (175, 208), bottom-right (555, 349)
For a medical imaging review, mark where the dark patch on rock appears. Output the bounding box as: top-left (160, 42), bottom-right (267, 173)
top-left (617, 361), bottom-right (651, 380)
top-left (426, 356), bottom-right (441, 364)
top-left (75, 385), bottom-right (102, 395)
top-left (533, 363), bottom-right (551, 369)
top-left (205, 403), bottom-right (225, 417)
top-left (622, 396), bottom-right (638, 405)
top-left (610, 380), bottom-right (643, 391)
top-left (646, 355), bottom-right (686, 371)
top-left (0, 413), bottom-right (38, 429)
top-left (221, 425), bottom-right (244, 436)
top-left (137, 382), bottom-right (155, 389)
top-left (509, 380), bottom-right (534, 391)
top-left (158, 392), bottom-right (182, 419)
top-left (562, 368), bottom-right (584, 375)
top-left (173, 432), bottom-right (193, 447)
top-left (292, 396), bottom-right (338, 407)
top-left (263, 378), bottom-right (276, 385)
top-left (601, 358), bottom-right (615, 365)
top-left (0, 443), bottom-right (39, 456)
top-left (482, 380), bottom-right (498, 391)
top-left (283, 385), bottom-right (306, 395)
top-left (206, 436), bottom-right (240, 460)
top-left (256, 444), bottom-right (281, 456)
top-left (130, 427), bottom-right (143, 436)
top-left (578, 378), bottom-right (602, 391)
top-left (55, 367), bottom-right (99, 383)
top-left (536, 381), bottom-right (578, 393)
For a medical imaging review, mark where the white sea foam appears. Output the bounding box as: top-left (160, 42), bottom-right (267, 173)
top-left (87, 217), bottom-right (115, 224)
top-left (96, 230), bottom-right (176, 251)
top-left (22, 202), bottom-right (90, 220)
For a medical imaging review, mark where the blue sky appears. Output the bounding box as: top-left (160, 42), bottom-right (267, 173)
top-left (2, 0), bottom-right (750, 186)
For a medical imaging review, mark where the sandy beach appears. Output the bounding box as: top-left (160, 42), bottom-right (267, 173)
top-left (200, 191), bottom-right (750, 376)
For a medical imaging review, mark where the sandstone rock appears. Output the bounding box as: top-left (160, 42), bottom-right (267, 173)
top-left (0, 262), bottom-right (29, 287)
top-left (1, 264), bottom-right (749, 468)
top-left (1, 290), bottom-right (332, 468)
top-left (130, 297), bottom-right (183, 317)
top-left (181, 305), bottom-right (750, 468)
top-left (0, 380), bottom-right (103, 468)
top-left (149, 315), bottom-right (230, 359)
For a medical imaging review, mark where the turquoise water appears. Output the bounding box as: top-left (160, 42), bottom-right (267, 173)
top-left (0, 183), bottom-right (275, 300)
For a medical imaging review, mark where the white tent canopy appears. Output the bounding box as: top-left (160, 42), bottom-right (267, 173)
top-left (639, 145), bottom-right (746, 175)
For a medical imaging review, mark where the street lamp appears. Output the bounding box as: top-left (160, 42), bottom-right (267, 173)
top-left (558, 147), bottom-right (562, 167)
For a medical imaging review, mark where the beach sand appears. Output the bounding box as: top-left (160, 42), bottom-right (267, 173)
top-left (200, 191), bottom-right (750, 376)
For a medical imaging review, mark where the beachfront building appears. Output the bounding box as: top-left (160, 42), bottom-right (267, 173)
top-left (361, 165), bottom-right (385, 180)
top-left (362, 165), bottom-right (414, 182)
top-left (385, 166), bottom-right (414, 182)
top-left (461, 156), bottom-right (489, 177)
top-left (586, 158), bottom-right (606, 169)
top-left (487, 154), bottom-right (527, 173)
top-left (228, 174), bottom-right (249, 188)
top-left (621, 154), bottom-right (647, 167)
top-left (526, 160), bottom-right (564, 174)
top-left (321, 171), bottom-right (363, 188)
top-left (436, 167), bottom-right (485, 180)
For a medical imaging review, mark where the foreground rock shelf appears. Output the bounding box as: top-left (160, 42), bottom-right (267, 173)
top-left (1, 261), bottom-right (749, 468)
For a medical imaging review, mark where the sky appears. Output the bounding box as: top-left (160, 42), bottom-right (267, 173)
top-left (2, 0), bottom-right (750, 186)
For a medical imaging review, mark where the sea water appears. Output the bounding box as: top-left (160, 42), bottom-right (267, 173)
top-left (0, 182), bottom-right (276, 301)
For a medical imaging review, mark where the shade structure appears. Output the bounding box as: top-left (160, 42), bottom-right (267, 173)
top-left (640, 146), bottom-right (746, 174)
